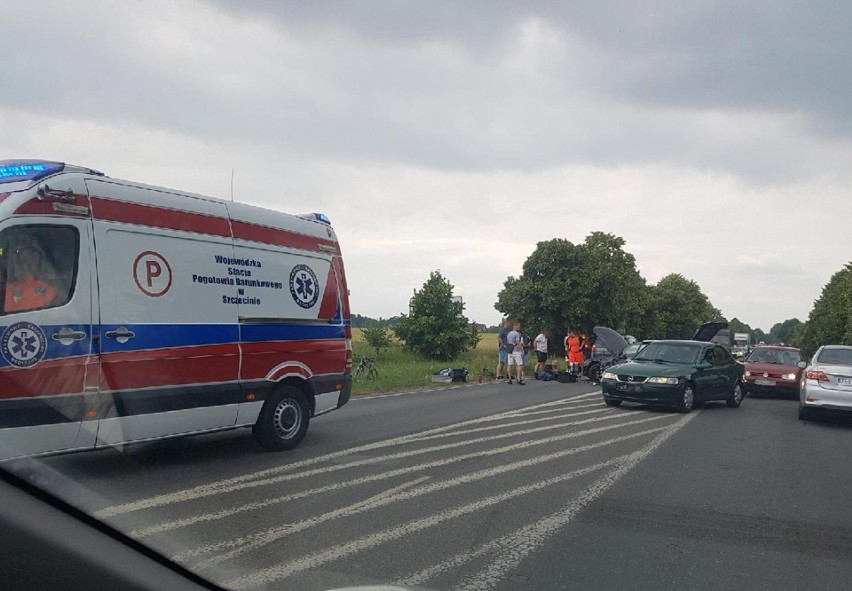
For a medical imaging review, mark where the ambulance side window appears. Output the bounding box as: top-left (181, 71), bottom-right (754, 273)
top-left (0, 225), bottom-right (79, 315)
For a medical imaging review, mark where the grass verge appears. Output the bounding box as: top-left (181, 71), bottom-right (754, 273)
top-left (350, 329), bottom-right (559, 395)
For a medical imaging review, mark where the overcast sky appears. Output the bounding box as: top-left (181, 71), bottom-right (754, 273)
top-left (3, 1), bottom-right (851, 331)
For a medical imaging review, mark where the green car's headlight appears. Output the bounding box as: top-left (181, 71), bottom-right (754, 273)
top-left (602, 371), bottom-right (616, 380)
top-left (647, 377), bottom-right (679, 385)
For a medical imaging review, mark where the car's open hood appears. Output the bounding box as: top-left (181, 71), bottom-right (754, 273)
top-left (692, 321), bottom-right (728, 342)
top-left (593, 326), bottom-right (628, 357)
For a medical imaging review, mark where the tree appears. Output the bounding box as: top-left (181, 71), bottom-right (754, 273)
top-left (797, 262), bottom-right (852, 355)
top-left (495, 233), bottom-right (647, 345)
top-left (768, 318), bottom-right (804, 346)
top-left (642, 274), bottom-right (722, 340)
top-left (362, 320), bottom-right (392, 359)
top-left (394, 271), bottom-right (480, 360)
top-left (728, 317), bottom-right (751, 335)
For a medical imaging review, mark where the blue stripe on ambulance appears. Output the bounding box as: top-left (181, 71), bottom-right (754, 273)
top-left (0, 324), bottom-right (91, 368)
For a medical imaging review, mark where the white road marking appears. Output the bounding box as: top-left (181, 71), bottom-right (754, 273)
top-left (355, 385), bottom-right (601, 401)
top-left (497, 400), bottom-right (602, 420)
top-left (181, 418), bottom-right (673, 568)
top-left (224, 454), bottom-right (630, 589)
top-left (346, 475), bottom-right (431, 511)
top-left (96, 395), bottom-right (601, 518)
top-left (98, 403), bottom-right (614, 519)
top-left (399, 412), bottom-right (699, 590)
top-left (402, 405), bottom-right (609, 442)
top-left (133, 412), bottom-right (672, 538)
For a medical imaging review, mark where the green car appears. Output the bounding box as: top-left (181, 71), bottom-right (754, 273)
top-left (600, 339), bottom-right (745, 412)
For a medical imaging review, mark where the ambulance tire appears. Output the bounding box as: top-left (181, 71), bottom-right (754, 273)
top-left (253, 385), bottom-right (310, 451)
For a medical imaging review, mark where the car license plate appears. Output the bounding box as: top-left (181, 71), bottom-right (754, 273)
top-left (616, 383), bottom-right (628, 391)
top-left (755, 379), bottom-right (776, 386)
top-left (838, 377), bottom-right (852, 386)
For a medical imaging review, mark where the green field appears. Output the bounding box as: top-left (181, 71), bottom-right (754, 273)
top-left (350, 329), bottom-right (561, 395)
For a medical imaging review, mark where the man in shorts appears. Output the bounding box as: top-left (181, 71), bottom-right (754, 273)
top-left (506, 322), bottom-right (526, 385)
top-left (496, 320), bottom-right (510, 380)
top-left (534, 329), bottom-right (548, 373)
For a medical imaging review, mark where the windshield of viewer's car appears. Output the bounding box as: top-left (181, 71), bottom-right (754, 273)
top-left (633, 342), bottom-right (701, 365)
top-left (747, 349), bottom-right (802, 365)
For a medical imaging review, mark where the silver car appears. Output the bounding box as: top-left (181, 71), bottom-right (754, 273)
top-left (799, 345), bottom-right (852, 420)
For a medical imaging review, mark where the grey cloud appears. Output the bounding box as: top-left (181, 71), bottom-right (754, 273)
top-left (212, 0), bottom-right (852, 131)
top-left (4, 1), bottom-right (851, 184)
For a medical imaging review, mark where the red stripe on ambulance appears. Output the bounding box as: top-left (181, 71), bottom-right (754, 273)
top-left (90, 196), bottom-right (232, 237)
top-left (231, 220), bottom-right (338, 253)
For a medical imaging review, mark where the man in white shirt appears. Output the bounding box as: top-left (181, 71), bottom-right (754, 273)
top-left (534, 330), bottom-right (548, 373)
top-left (506, 322), bottom-right (526, 385)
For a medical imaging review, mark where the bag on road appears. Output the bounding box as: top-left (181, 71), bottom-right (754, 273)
top-left (556, 371), bottom-right (577, 384)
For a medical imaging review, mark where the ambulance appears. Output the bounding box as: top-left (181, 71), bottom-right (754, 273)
top-left (0, 160), bottom-right (352, 460)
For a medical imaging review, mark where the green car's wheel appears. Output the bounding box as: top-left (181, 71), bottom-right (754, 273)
top-left (727, 382), bottom-right (744, 408)
top-left (677, 383), bottom-right (695, 413)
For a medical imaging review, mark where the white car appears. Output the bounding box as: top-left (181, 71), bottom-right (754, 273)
top-left (799, 345), bottom-right (852, 420)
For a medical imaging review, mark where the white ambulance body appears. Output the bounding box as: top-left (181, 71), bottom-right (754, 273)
top-left (0, 160), bottom-right (352, 460)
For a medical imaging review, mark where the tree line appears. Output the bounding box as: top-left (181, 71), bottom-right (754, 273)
top-left (770, 263), bottom-right (852, 355)
top-left (495, 232), bottom-right (722, 344)
top-left (357, 234), bottom-right (851, 360)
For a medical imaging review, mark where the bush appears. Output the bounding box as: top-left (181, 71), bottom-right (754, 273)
top-left (394, 271), bottom-right (480, 361)
top-left (362, 322), bottom-right (392, 359)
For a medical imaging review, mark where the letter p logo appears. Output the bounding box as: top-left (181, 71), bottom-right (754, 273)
top-left (133, 251), bottom-right (172, 297)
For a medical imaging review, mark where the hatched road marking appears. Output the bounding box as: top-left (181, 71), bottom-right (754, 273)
top-left (93, 388), bottom-right (700, 591)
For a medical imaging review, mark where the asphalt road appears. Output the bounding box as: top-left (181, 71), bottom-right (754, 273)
top-left (19, 379), bottom-right (852, 591)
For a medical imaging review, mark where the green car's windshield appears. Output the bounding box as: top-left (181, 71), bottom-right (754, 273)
top-left (633, 342), bottom-right (702, 365)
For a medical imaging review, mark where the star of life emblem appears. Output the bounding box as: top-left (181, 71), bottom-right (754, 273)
top-left (1, 321), bottom-right (47, 368)
top-left (289, 264), bottom-right (319, 309)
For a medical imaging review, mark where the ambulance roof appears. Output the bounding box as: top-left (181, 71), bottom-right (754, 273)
top-left (0, 160), bottom-right (335, 237)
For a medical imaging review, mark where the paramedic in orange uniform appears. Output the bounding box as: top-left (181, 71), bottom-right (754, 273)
top-left (4, 243), bottom-right (57, 312)
top-left (566, 330), bottom-right (584, 374)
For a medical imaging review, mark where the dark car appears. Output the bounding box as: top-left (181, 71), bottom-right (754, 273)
top-left (743, 345), bottom-right (807, 398)
top-left (586, 326), bottom-right (628, 384)
top-left (601, 339), bottom-right (745, 412)
top-left (587, 327), bottom-right (654, 384)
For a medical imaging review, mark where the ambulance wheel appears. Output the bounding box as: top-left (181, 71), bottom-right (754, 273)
top-left (253, 385), bottom-right (310, 451)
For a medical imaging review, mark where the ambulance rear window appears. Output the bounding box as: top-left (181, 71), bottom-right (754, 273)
top-left (0, 161), bottom-right (65, 185)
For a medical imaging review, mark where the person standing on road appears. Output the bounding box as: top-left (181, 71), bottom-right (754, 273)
top-left (534, 329), bottom-right (548, 373)
top-left (566, 329), bottom-right (584, 375)
top-left (507, 322), bottom-right (526, 385)
top-left (496, 320), bottom-right (511, 380)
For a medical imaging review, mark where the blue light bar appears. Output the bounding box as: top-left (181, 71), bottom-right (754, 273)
top-left (0, 160), bottom-right (65, 185)
top-left (314, 213), bottom-right (331, 225)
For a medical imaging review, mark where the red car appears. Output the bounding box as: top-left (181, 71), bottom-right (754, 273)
top-left (743, 346), bottom-right (807, 398)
